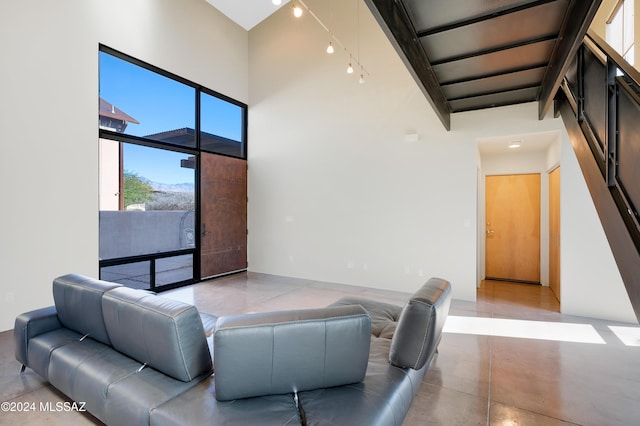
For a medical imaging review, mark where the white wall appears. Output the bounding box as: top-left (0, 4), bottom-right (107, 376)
top-left (560, 129), bottom-right (637, 322)
top-left (0, 0), bottom-right (248, 332)
top-left (248, 0), bottom-right (477, 301)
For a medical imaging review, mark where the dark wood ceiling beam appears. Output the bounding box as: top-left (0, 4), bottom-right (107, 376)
top-left (538, 0), bottom-right (603, 120)
top-left (364, 0), bottom-right (451, 130)
top-left (441, 63), bottom-right (549, 87)
top-left (430, 34), bottom-right (558, 67)
top-left (446, 84), bottom-right (541, 102)
top-left (416, 0), bottom-right (559, 37)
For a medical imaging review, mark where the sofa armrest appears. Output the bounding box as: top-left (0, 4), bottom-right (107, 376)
top-left (213, 305), bottom-right (371, 401)
top-left (14, 306), bottom-right (61, 366)
top-left (389, 277), bottom-right (452, 370)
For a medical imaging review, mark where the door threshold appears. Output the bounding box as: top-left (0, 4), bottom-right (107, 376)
top-left (485, 277), bottom-right (541, 285)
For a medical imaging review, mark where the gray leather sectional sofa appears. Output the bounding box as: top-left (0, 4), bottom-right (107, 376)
top-left (14, 273), bottom-right (451, 425)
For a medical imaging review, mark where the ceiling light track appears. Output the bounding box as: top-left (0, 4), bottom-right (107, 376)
top-left (291, 0), bottom-right (370, 81)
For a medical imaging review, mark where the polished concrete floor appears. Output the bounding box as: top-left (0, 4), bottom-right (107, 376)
top-left (1, 272), bottom-right (640, 425)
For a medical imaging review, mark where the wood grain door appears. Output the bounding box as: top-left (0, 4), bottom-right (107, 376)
top-left (200, 153), bottom-right (247, 279)
top-left (549, 167), bottom-right (561, 300)
top-left (485, 174), bottom-right (541, 283)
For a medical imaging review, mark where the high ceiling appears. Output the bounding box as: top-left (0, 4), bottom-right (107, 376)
top-left (205, 0), bottom-right (290, 30)
top-left (364, 0), bottom-right (603, 130)
top-left (206, 0), bottom-right (602, 133)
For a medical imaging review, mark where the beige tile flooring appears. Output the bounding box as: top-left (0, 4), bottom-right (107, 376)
top-left (1, 273), bottom-right (639, 425)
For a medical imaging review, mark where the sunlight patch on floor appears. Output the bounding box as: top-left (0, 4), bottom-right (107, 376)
top-left (609, 326), bottom-right (640, 346)
top-left (444, 316), bottom-right (606, 344)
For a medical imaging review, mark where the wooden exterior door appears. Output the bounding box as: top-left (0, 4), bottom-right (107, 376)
top-left (485, 174), bottom-right (541, 283)
top-left (200, 153), bottom-right (247, 279)
top-left (549, 167), bottom-right (561, 300)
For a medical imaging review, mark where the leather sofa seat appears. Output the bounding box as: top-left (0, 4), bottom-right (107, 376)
top-left (15, 274), bottom-right (452, 426)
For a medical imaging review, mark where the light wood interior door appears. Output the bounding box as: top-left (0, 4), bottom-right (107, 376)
top-left (486, 174), bottom-right (541, 282)
top-left (200, 153), bottom-right (247, 279)
top-left (549, 167), bottom-right (561, 300)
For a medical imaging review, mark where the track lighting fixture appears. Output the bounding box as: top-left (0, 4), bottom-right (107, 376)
top-left (326, 41), bottom-right (334, 54)
top-left (276, 0), bottom-right (369, 84)
top-left (293, 4), bottom-right (303, 18)
top-left (347, 63), bottom-right (354, 74)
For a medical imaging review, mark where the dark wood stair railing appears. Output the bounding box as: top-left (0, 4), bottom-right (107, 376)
top-left (558, 29), bottom-right (640, 322)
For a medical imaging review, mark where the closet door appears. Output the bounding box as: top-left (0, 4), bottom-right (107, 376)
top-left (200, 153), bottom-right (247, 279)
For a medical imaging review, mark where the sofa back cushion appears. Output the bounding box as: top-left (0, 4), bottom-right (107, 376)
top-left (102, 287), bottom-right (212, 382)
top-left (214, 305), bottom-right (371, 401)
top-left (389, 277), bottom-right (451, 370)
top-left (53, 274), bottom-right (122, 345)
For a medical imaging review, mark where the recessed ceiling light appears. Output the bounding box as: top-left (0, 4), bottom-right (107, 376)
top-left (508, 141), bottom-right (522, 149)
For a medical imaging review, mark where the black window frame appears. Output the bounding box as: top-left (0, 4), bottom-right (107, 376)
top-left (98, 44), bottom-right (248, 291)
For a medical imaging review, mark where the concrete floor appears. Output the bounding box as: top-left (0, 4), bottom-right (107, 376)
top-left (1, 272), bottom-right (639, 425)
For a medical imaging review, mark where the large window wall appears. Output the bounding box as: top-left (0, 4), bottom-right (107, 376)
top-left (98, 45), bottom-right (247, 291)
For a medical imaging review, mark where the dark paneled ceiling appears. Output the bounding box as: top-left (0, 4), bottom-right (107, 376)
top-left (365, 0), bottom-right (602, 129)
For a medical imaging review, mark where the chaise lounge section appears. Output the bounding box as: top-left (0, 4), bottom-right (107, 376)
top-left (14, 274), bottom-right (451, 425)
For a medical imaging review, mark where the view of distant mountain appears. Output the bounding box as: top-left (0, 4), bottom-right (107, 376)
top-left (150, 182), bottom-right (194, 193)
top-left (139, 176), bottom-right (194, 193)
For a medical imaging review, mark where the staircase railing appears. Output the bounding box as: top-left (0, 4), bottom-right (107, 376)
top-left (558, 29), bottom-right (640, 321)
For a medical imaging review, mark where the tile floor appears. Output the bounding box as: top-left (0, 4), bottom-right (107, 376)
top-left (1, 272), bottom-right (639, 425)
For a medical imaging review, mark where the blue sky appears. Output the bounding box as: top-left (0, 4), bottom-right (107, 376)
top-left (123, 144), bottom-right (194, 185)
top-left (99, 51), bottom-right (243, 184)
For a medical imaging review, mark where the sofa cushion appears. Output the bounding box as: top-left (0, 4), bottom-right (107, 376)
top-left (297, 361), bottom-right (423, 426)
top-left (213, 305), bottom-right (371, 401)
top-left (26, 328), bottom-right (82, 379)
top-left (104, 362), bottom-right (208, 426)
top-left (329, 296), bottom-right (402, 339)
top-left (389, 277), bottom-right (451, 370)
top-left (47, 338), bottom-right (142, 424)
top-left (151, 380), bottom-right (301, 426)
top-left (102, 287), bottom-right (212, 382)
top-left (53, 274), bottom-right (122, 345)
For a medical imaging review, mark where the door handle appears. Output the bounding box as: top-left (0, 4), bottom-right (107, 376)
top-left (486, 229), bottom-right (494, 236)
top-left (202, 223), bottom-right (207, 236)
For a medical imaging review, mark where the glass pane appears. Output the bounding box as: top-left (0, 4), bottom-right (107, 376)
top-left (99, 51), bottom-right (196, 148)
top-left (156, 254), bottom-right (194, 286)
top-left (607, 8), bottom-right (623, 53)
top-left (624, 0), bottom-right (634, 53)
top-left (99, 141), bottom-right (196, 259)
top-left (101, 262), bottom-right (151, 289)
top-left (201, 92), bottom-right (244, 157)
